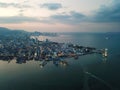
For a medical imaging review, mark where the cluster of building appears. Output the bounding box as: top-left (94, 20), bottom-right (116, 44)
top-left (0, 28), bottom-right (108, 67)
top-left (0, 33), bottom-right (107, 67)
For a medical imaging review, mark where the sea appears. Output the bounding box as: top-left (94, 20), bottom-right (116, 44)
top-left (0, 32), bottom-right (120, 90)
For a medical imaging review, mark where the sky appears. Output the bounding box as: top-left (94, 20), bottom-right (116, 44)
top-left (0, 0), bottom-right (120, 32)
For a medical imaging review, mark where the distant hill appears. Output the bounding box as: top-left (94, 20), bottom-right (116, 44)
top-left (0, 27), bottom-right (12, 34)
top-left (0, 27), bottom-right (58, 38)
top-left (0, 27), bottom-right (29, 35)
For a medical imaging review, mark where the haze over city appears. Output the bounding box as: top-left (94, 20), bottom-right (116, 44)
top-left (0, 0), bottom-right (120, 32)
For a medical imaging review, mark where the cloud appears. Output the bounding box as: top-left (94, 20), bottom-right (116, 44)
top-left (0, 16), bottom-right (40, 23)
top-left (40, 3), bottom-right (62, 10)
top-left (92, 0), bottom-right (120, 22)
top-left (40, 0), bottom-right (120, 24)
top-left (49, 11), bottom-right (86, 24)
top-left (0, 2), bottom-right (31, 8)
top-left (1, 0), bottom-right (120, 25)
top-left (0, 11), bottom-right (86, 24)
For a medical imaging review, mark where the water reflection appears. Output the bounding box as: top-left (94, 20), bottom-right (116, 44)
top-left (0, 58), bottom-right (69, 68)
top-left (39, 60), bottom-right (68, 68)
top-left (0, 50), bottom-right (114, 90)
top-left (102, 57), bottom-right (108, 64)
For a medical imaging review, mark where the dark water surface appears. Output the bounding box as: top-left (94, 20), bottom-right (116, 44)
top-left (0, 32), bottom-right (120, 90)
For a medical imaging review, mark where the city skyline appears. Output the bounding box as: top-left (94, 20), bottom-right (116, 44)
top-left (0, 0), bottom-right (120, 32)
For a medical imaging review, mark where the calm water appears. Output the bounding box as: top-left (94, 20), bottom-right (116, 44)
top-left (0, 32), bottom-right (120, 90)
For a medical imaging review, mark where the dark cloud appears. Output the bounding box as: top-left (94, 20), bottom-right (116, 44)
top-left (49, 11), bottom-right (86, 24)
top-left (41, 1), bottom-right (120, 24)
top-left (1, 0), bottom-right (120, 25)
top-left (0, 11), bottom-right (86, 24)
top-left (92, 1), bottom-right (120, 22)
top-left (0, 16), bottom-right (40, 23)
top-left (0, 0), bottom-right (120, 25)
top-left (0, 2), bottom-right (31, 8)
top-left (41, 3), bottom-right (62, 10)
